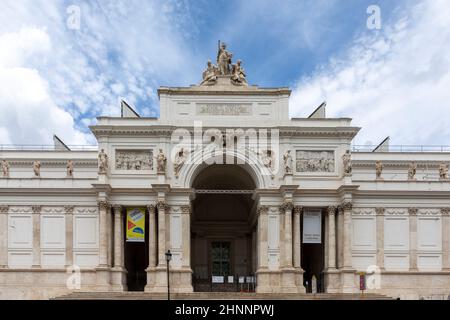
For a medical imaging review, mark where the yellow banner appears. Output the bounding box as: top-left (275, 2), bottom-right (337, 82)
top-left (126, 207), bottom-right (146, 242)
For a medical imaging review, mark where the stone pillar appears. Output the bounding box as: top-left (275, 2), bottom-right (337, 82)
top-left (293, 206), bottom-right (302, 269)
top-left (375, 208), bottom-right (385, 270)
top-left (157, 201), bottom-right (168, 267)
top-left (409, 208), bottom-right (418, 271)
top-left (147, 204), bottom-right (157, 269)
top-left (341, 202), bottom-right (353, 269)
top-left (256, 206), bottom-right (268, 270)
top-left (32, 205), bottom-right (41, 268)
top-left (64, 205), bottom-right (74, 267)
top-left (327, 206), bottom-right (337, 270)
top-left (98, 200), bottom-right (110, 268)
top-left (0, 205), bottom-right (8, 268)
top-left (181, 205), bottom-right (191, 268)
top-left (112, 205), bottom-right (124, 269)
top-left (442, 208), bottom-right (450, 271)
top-left (281, 201), bottom-right (294, 268)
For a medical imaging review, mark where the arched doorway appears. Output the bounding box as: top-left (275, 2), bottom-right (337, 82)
top-left (190, 164), bottom-right (257, 292)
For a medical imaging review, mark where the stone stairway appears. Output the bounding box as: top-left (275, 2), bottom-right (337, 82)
top-left (54, 291), bottom-right (392, 300)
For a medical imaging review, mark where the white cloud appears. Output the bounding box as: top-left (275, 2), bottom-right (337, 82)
top-left (290, 0), bottom-right (450, 146)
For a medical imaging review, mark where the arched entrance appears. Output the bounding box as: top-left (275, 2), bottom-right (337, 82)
top-left (190, 164), bottom-right (257, 292)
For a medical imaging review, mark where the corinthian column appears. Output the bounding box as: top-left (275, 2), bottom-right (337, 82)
top-left (113, 205), bottom-right (124, 270)
top-left (64, 205), bottom-right (74, 267)
top-left (327, 206), bottom-right (337, 270)
top-left (98, 200), bottom-right (110, 267)
top-left (147, 204), bottom-right (157, 269)
top-left (0, 205), bottom-right (8, 268)
top-left (442, 208), bottom-right (450, 271)
top-left (181, 205), bottom-right (191, 268)
top-left (280, 201), bottom-right (294, 268)
top-left (32, 205), bottom-right (41, 268)
top-left (375, 208), bottom-right (385, 270)
top-left (409, 208), bottom-right (418, 271)
top-left (157, 201), bottom-right (168, 267)
top-left (293, 206), bottom-right (302, 269)
top-left (340, 201), bottom-right (353, 269)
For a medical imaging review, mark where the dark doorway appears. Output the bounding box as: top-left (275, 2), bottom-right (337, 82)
top-left (124, 208), bottom-right (149, 291)
top-left (301, 209), bottom-right (325, 293)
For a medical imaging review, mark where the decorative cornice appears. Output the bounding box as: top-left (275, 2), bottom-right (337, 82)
top-left (64, 205), bottom-right (74, 214)
top-left (4, 160), bottom-right (97, 167)
top-left (279, 200), bottom-right (294, 212)
top-left (31, 205), bottom-right (41, 214)
top-left (408, 208), bottom-right (418, 216)
top-left (0, 205), bottom-right (8, 214)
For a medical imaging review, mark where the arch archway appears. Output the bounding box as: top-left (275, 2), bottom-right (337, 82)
top-left (190, 163), bottom-right (258, 292)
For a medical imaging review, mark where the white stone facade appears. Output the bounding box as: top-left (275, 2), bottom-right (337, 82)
top-left (1, 71), bottom-right (450, 300)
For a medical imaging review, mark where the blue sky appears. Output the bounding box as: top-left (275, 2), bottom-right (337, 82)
top-left (1, 0), bottom-right (449, 147)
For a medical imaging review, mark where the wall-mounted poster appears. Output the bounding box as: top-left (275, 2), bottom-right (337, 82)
top-left (302, 209), bottom-right (322, 243)
top-left (126, 207), bottom-right (146, 242)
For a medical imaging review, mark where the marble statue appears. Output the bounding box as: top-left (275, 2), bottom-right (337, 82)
top-left (1, 159), bottom-right (9, 177)
top-left (217, 42), bottom-right (232, 75)
top-left (174, 148), bottom-right (187, 178)
top-left (67, 160), bottom-right (74, 177)
top-left (156, 149), bottom-right (167, 174)
top-left (342, 150), bottom-right (352, 175)
top-left (375, 160), bottom-right (383, 179)
top-left (200, 60), bottom-right (218, 85)
top-left (408, 162), bottom-right (417, 180)
top-left (283, 150), bottom-right (293, 174)
top-left (33, 161), bottom-right (41, 177)
top-left (231, 60), bottom-right (247, 85)
top-left (439, 162), bottom-right (448, 180)
top-left (98, 149), bottom-right (108, 174)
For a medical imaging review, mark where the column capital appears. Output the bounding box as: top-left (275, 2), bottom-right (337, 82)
top-left (0, 205), bottom-right (8, 214)
top-left (257, 205), bottom-right (269, 216)
top-left (31, 205), bottom-right (42, 214)
top-left (64, 205), bottom-right (74, 215)
top-left (375, 207), bottom-right (385, 216)
top-left (156, 200), bottom-right (169, 211)
top-left (112, 204), bottom-right (122, 213)
top-left (97, 200), bottom-right (110, 211)
top-left (440, 207), bottom-right (450, 215)
top-left (181, 205), bottom-right (191, 214)
top-left (293, 205), bottom-right (303, 214)
top-left (327, 205), bottom-right (337, 216)
top-left (147, 204), bottom-right (156, 213)
top-left (408, 207), bottom-right (418, 216)
top-left (338, 201), bottom-right (352, 213)
top-left (279, 200), bottom-right (294, 212)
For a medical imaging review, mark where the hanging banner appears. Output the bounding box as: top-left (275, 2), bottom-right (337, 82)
top-left (126, 207), bottom-right (146, 242)
top-left (302, 209), bottom-right (322, 244)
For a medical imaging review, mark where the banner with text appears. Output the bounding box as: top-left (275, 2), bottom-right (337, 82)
top-left (126, 207), bottom-right (146, 242)
top-left (302, 209), bottom-right (322, 244)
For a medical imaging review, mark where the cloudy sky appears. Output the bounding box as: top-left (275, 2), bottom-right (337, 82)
top-left (1, 0), bottom-right (449, 147)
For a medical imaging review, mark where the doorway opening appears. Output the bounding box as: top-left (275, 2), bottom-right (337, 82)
top-left (191, 164), bottom-right (257, 292)
top-left (301, 208), bottom-right (325, 293)
top-left (123, 207), bottom-right (149, 291)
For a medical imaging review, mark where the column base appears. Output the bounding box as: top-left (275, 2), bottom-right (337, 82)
top-left (95, 266), bottom-right (112, 291)
top-left (256, 268), bottom-right (305, 293)
top-left (340, 268), bottom-right (357, 293)
top-left (111, 267), bottom-right (127, 292)
top-left (324, 268), bottom-right (340, 293)
top-left (145, 266), bottom-right (193, 293)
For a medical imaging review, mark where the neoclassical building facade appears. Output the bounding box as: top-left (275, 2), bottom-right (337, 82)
top-left (1, 45), bottom-right (450, 299)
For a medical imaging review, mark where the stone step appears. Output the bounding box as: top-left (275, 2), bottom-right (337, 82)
top-left (54, 291), bottom-right (392, 300)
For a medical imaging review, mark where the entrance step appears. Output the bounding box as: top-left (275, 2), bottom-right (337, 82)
top-left (54, 291), bottom-right (392, 300)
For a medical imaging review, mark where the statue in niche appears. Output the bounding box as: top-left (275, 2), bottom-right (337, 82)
top-left (408, 162), bottom-right (417, 180)
top-left (156, 149), bottom-right (167, 174)
top-left (283, 150), bottom-right (293, 174)
top-left (173, 148), bottom-right (188, 178)
top-left (231, 60), bottom-right (247, 85)
top-left (439, 162), bottom-right (448, 180)
top-left (67, 160), bottom-right (74, 177)
top-left (342, 150), bottom-right (352, 175)
top-left (217, 41), bottom-right (232, 75)
top-left (200, 60), bottom-right (218, 85)
top-left (33, 160), bottom-right (41, 177)
top-left (375, 160), bottom-right (383, 180)
top-left (98, 149), bottom-right (108, 174)
top-left (1, 159), bottom-right (9, 177)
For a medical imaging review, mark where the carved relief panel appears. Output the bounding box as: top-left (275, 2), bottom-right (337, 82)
top-left (115, 149), bottom-right (153, 171)
top-left (295, 150), bottom-right (335, 173)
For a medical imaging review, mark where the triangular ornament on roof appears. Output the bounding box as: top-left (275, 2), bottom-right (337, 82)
top-left (121, 100), bottom-right (140, 118)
